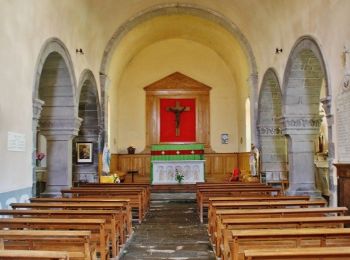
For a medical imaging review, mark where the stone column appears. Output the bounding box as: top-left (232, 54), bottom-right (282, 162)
top-left (247, 73), bottom-right (259, 145)
top-left (321, 96), bottom-right (336, 206)
top-left (281, 116), bottom-right (322, 196)
top-left (32, 98), bottom-right (45, 196)
top-left (40, 118), bottom-right (82, 196)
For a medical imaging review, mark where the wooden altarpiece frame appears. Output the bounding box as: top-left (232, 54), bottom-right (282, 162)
top-left (143, 72), bottom-right (212, 152)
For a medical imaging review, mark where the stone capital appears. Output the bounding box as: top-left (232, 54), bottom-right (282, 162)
top-left (280, 115), bottom-right (322, 135)
top-left (32, 98), bottom-right (45, 129)
top-left (39, 117), bottom-right (82, 140)
top-left (257, 125), bottom-right (282, 136)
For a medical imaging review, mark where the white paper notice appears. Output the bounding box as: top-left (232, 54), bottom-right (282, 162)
top-left (7, 132), bottom-right (26, 152)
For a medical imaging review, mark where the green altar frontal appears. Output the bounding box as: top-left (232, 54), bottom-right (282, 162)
top-left (150, 144), bottom-right (205, 183)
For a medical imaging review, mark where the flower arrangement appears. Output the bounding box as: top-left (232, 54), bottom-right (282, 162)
top-left (36, 152), bottom-right (45, 167)
top-left (113, 173), bottom-right (121, 184)
top-left (175, 168), bottom-right (184, 184)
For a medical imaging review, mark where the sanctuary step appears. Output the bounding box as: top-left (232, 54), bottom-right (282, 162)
top-left (151, 184), bottom-right (196, 193)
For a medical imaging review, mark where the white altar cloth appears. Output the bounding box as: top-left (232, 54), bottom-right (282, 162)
top-left (152, 160), bottom-right (205, 184)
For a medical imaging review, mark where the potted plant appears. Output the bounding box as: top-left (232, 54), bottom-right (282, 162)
top-left (127, 146), bottom-right (136, 154)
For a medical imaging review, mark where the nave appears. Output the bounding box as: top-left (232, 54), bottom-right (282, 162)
top-left (119, 195), bottom-right (215, 259)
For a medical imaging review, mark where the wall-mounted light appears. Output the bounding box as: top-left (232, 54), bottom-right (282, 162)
top-left (275, 48), bottom-right (283, 54)
top-left (76, 48), bottom-right (84, 55)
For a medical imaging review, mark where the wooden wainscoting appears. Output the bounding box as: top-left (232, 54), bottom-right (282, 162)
top-left (111, 154), bottom-right (151, 182)
top-left (98, 152), bottom-right (250, 183)
top-left (204, 153), bottom-right (250, 182)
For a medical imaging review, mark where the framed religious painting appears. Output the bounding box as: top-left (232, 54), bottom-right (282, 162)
top-left (76, 142), bottom-right (93, 164)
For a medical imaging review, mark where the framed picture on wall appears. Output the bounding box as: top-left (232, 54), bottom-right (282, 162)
top-left (221, 133), bottom-right (229, 144)
top-left (76, 142), bottom-right (93, 164)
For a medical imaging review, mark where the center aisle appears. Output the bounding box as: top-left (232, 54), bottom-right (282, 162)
top-left (119, 195), bottom-right (215, 259)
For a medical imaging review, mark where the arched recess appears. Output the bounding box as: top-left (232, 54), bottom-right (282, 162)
top-left (73, 70), bottom-right (102, 185)
top-left (281, 36), bottom-right (332, 196)
top-left (258, 68), bottom-right (287, 183)
top-left (99, 3), bottom-right (258, 144)
top-left (32, 38), bottom-right (81, 196)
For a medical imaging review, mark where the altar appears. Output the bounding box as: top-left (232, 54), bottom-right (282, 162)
top-left (152, 160), bottom-right (205, 184)
top-left (151, 143), bottom-right (205, 184)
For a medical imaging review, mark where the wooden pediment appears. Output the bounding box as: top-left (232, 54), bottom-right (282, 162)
top-left (144, 72), bottom-right (212, 92)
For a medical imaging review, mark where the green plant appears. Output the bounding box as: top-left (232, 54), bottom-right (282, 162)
top-left (175, 169), bottom-right (184, 184)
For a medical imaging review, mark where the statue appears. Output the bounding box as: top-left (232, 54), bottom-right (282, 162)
top-left (249, 144), bottom-right (260, 177)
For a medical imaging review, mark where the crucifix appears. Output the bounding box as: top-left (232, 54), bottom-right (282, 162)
top-left (166, 101), bottom-right (190, 136)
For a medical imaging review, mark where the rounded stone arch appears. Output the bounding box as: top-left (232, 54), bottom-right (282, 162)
top-left (72, 69), bottom-right (103, 184)
top-left (257, 68), bottom-right (288, 184)
top-left (33, 37), bottom-right (77, 106)
top-left (99, 3), bottom-right (259, 142)
top-left (282, 36), bottom-right (330, 116)
top-left (281, 35), bottom-right (332, 197)
top-left (32, 37), bottom-right (81, 196)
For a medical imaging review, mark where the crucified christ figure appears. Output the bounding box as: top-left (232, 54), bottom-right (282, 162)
top-left (166, 101), bottom-right (190, 136)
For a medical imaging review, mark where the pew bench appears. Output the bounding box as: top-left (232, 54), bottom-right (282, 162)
top-left (0, 230), bottom-right (95, 260)
top-left (208, 207), bottom-right (348, 242)
top-left (29, 197), bottom-right (132, 238)
top-left (197, 187), bottom-right (282, 223)
top-left (0, 218), bottom-right (108, 260)
top-left (215, 216), bottom-right (350, 257)
top-left (0, 209), bottom-right (125, 258)
top-left (223, 228), bottom-right (350, 260)
top-left (244, 246), bottom-right (350, 259)
top-left (0, 249), bottom-right (70, 259)
top-left (206, 196), bottom-right (310, 226)
top-left (61, 189), bottom-right (146, 223)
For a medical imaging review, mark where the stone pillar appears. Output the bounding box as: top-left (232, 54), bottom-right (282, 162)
top-left (320, 96), bottom-right (336, 206)
top-left (32, 98), bottom-right (45, 196)
top-left (40, 118), bottom-right (82, 196)
top-left (247, 73), bottom-right (259, 145)
top-left (281, 116), bottom-right (322, 197)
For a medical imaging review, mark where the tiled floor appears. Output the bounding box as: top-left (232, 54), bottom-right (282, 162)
top-left (118, 196), bottom-right (215, 260)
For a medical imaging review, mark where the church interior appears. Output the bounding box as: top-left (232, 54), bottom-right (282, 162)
top-left (2, 0), bottom-right (350, 259)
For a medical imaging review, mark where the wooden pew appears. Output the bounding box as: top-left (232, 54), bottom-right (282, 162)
top-left (77, 184), bottom-right (151, 210)
top-left (204, 198), bottom-right (325, 224)
top-left (0, 230), bottom-right (95, 260)
top-left (208, 207), bottom-right (348, 243)
top-left (61, 189), bottom-right (146, 223)
top-left (244, 247), bottom-right (350, 259)
top-left (0, 218), bottom-right (108, 260)
top-left (215, 216), bottom-right (350, 257)
top-left (0, 209), bottom-right (125, 258)
top-left (80, 183), bottom-right (151, 202)
top-left (70, 186), bottom-right (149, 210)
top-left (223, 228), bottom-right (350, 260)
top-left (206, 195), bottom-right (310, 225)
top-left (0, 249), bottom-right (70, 259)
top-left (29, 197), bottom-right (132, 238)
top-left (197, 187), bottom-right (282, 223)
top-left (10, 202), bottom-right (128, 256)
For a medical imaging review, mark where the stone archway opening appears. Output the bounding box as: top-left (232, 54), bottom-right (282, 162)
top-left (33, 39), bottom-right (81, 196)
top-left (282, 38), bottom-right (331, 197)
top-left (73, 72), bottom-right (101, 185)
top-left (258, 69), bottom-right (287, 186)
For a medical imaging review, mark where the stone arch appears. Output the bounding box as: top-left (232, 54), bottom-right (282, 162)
top-left (258, 68), bottom-right (287, 183)
top-left (73, 69), bottom-right (102, 184)
top-left (32, 38), bottom-right (81, 196)
top-left (281, 36), bottom-right (332, 196)
top-left (99, 3), bottom-right (258, 142)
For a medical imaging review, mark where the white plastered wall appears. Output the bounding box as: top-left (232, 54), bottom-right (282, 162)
top-left (1, 0), bottom-right (350, 195)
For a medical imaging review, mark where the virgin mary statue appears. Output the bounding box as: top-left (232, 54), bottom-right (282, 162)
top-left (102, 144), bottom-right (110, 175)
